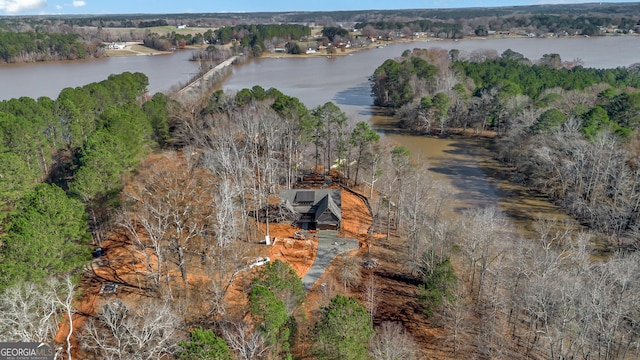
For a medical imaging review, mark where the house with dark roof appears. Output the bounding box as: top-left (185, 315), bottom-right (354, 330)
top-left (279, 189), bottom-right (342, 230)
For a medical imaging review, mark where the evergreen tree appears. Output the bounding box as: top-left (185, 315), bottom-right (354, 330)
top-left (0, 184), bottom-right (90, 290)
top-left (312, 295), bottom-right (374, 360)
top-left (177, 328), bottom-right (232, 360)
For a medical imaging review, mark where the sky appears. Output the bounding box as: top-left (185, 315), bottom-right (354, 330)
top-left (1, 0), bottom-right (639, 16)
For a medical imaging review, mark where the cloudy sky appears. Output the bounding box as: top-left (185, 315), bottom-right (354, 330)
top-left (0, 0), bottom-right (637, 15)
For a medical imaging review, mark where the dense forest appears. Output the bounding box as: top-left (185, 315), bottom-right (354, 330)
top-left (362, 46), bottom-right (640, 358)
top-left (0, 72), bottom-right (171, 289)
top-left (214, 24), bottom-right (310, 45)
top-left (1, 2), bottom-right (640, 62)
top-left (4, 4), bottom-right (640, 359)
top-left (370, 47), bottom-right (640, 244)
top-left (0, 31), bottom-right (103, 62)
top-left (2, 44), bottom-right (640, 358)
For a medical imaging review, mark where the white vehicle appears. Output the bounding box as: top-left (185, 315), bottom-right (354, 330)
top-left (249, 257), bottom-right (270, 269)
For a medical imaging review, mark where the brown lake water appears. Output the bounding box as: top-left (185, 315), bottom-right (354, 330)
top-left (5, 36), bottom-right (635, 236)
top-left (376, 122), bottom-right (575, 237)
top-left (218, 37), bottom-right (616, 235)
top-left (0, 49), bottom-right (199, 101)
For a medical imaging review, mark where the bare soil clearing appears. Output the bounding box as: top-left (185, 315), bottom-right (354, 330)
top-left (58, 154), bottom-right (446, 358)
top-left (260, 184), bottom-right (375, 279)
top-left (265, 223), bottom-right (318, 278)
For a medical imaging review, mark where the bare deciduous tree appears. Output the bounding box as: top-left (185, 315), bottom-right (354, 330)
top-left (54, 276), bottom-right (77, 360)
top-left (364, 272), bottom-right (378, 322)
top-left (0, 280), bottom-right (60, 343)
top-left (338, 255), bottom-right (362, 290)
top-left (122, 154), bottom-right (199, 290)
top-left (219, 319), bottom-right (269, 360)
top-left (361, 25), bottom-right (378, 39)
top-left (442, 280), bottom-right (470, 355)
top-left (369, 322), bottom-right (419, 360)
top-left (80, 299), bottom-right (181, 360)
top-left (459, 207), bottom-right (507, 307)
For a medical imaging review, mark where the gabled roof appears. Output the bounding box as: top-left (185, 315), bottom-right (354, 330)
top-left (280, 189), bottom-right (342, 224)
top-left (311, 194), bottom-right (342, 222)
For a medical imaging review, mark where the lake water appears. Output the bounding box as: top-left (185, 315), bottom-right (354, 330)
top-left (0, 50), bottom-right (200, 101)
top-left (220, 36), bottom-right (640, 117)
top-left (1, 36), bottom-right (638, 104)
top-left (3, 36), bottom-right (636, 236)
top-left (219, 36), bottom-right (624, 234)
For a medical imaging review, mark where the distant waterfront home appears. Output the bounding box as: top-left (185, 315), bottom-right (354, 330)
top-left (107, 42), bottom-right (126, 49)
top-left (280, 189), bottom-right (342, 230)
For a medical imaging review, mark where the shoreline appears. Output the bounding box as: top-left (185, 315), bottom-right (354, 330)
top-left (259, 37), bottom-right (446, 59)
top-left (106, 33), bottom-right (624, 60)
top-left (4, 33), bottom-right (636, 64)
top-left (104, 41), bottom-right (173, 57)
top-left (256, 33), bottom-right (639, 59)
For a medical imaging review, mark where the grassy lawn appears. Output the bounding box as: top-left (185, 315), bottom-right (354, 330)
top-left (103, 26), bottom-right (214, 37)
top-left (104, 42), bottom-right (174, 57)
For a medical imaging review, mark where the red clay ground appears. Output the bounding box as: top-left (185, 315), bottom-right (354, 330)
top-left (57, 161), bottom-right (450, 359)
top-left (289, 183), bottom-right (458, 359)
top-left (53, 234), bottom-right (154, 359)
top-left (265, 223), bottom-right (318, 278)
top-left (260, 185), bottom-right (372, 278)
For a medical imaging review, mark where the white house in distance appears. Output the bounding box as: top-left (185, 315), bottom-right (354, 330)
top-left (106, 42), bottom-right (126, 50)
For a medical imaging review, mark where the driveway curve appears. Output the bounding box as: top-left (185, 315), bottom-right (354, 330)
top-left (302, 230), bottom-right (358, 289)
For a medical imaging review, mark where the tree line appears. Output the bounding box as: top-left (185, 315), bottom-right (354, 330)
top-left (356, 19), bottom-right (464, 39)
top-left (0, 69), bottom-right (393, 358)
top-left (370, 47), bottom-right (640, 244)
top-left (5, 2), bottom-right (637, 32)
top-left (0, 31), bottom-right (103, 63)
top-left (0, 72), bottom-right (171, 291)
top-left (138, 19), bottom-right (169, 28)
top-left (3, 56), bottom-right (640, 358)
top-left (454, 55), bottom-right (640, 98)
